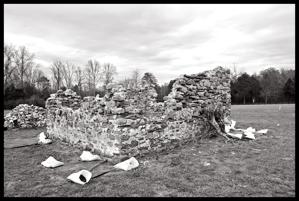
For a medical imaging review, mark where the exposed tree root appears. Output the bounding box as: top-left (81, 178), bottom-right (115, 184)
top-left (204, 104), bottom-right (232, 143)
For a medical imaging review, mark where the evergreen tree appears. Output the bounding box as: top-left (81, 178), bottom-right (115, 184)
top-left (283, 77), bottom-right (295, 103)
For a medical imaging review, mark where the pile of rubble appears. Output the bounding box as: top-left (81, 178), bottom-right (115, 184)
top-left (4, 104), bottom-right (47, 129)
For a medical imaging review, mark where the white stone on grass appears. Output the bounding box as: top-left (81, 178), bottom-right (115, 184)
top-left (41, 156), bottom-right (64, 168)
top-left (231, 120), bottom-right (236, 129)
top-left (38, 132), bottom-right (52, 144)
top-left (224, 119), bottom-right (236, 133)
top-left (256, 129), bottom-right (268, 134)
top-left (225, 124), bottom-right (231, 133)
top-left (67, 170), bottom-right (92, 185)
top-left (245, 127), bottom-right (256, 133)
top-left (80, 151), bottom-right (101, 161)
top-left (243, 130), bottom-right (255, 140)
top-left (226, 132), bottom-right (243, 139)
top-left (113, 157), bottom-right (139, 171)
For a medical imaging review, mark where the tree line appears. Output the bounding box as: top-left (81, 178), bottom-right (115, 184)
top-left (4, 44), bottom-right (295, 109)
top-left (230, 67), bottom-right (295, 104)
top-left (4, 44), bottom-right (118, 108)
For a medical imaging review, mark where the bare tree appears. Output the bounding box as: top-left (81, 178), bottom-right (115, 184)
top-left (102, 63), bottom-right (117, 90)
top-left (31, 67), bottom-right (45, 88)
top-left (14, 46), bottom-right (35, 89)
top-left (118, 77), bottom-right (133, 89)
top-left (4, 44), bottom-right (16, 93)
top-left (131, 68), bottom-right (141, 88)
top-left (61, 61), bottom-right (75, 89)
top-left (85, 59), bottom-right (102, 96)
top-left (229, 63), bottom-right (239, 83)
top-left (74, 66), bottom-right (84, 93)
top-left (25, 64), bottom-right (44, 87)
top-left (50, 60), bottom-right (64, 91)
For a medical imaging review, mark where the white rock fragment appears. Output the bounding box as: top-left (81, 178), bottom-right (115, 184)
top-left (41, 139), bottom-right (52, 144)
top-left (113, 157), bottom-right (139, 171)
top-left (226, 132), bottom-right (243, 139)
top-left (80, 151), bottom-right (101, 161)
top-left (38, 132), bottom-right (52, 144)
top-left (243, 131), bottom-right (255, 140)
top-left (231, 120), bottom-right (236, 129)
top-left (245, 127), bottom-right (256, 133)
top-left (41, 156), bottom-right (64, 168)
top-left (256, 129), bottom-right (268, 134)
top-left (203, 162), bottom-right (210, 166)
top-left (67, 170), bottom-right (92, 185)
top-left (225, 119), bottom-right (237, 133)
top-left (225, 124), bottom-right (231, 133)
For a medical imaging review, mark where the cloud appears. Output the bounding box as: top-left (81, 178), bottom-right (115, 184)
top-left (4, 4), bottom-right (295, 84)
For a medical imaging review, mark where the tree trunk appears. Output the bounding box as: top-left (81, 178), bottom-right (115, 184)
top-left (265, 95), bottom-right (268, 104)
top-left (243, 96), bottom-right (245, 104)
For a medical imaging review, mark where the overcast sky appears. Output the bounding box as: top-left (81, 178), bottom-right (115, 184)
top-left (4, 4), bottom-right (295, 84)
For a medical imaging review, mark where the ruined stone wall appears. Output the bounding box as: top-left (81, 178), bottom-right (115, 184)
top-left (46, 67), bottom-right (231, 158)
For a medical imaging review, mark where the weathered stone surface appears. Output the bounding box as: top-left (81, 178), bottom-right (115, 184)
top-left (45, 66), bottom-right (231, 158)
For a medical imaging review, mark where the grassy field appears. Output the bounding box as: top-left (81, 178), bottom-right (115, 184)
top-left (4, 104), bottom-right (295, 197)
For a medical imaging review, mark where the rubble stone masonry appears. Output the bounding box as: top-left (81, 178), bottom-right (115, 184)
top-left (45, 67), bottom-right (231, 157)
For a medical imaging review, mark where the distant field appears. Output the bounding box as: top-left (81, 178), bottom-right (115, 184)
top-left (4, 104), bottom-right (295, 197)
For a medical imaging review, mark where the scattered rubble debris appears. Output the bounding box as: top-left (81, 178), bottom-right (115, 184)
top-left (80, 151), bottom-right (102, 161)
top-left (226, 132), bottom-right (243, 139)
top-left (41, 156), bottom-right (64, 168)
top-left (256, 129), bottom-right (268, 134)
top-left (38, 132), bottom-right (52, 144)
top-left (67, 170), bottom-right (92, 185)
top-left (243, 130), bottom-right (256, 140)
top-left (113, 157), bottom-right (139, 171)
top-left (231, 120), bottom-right (236, 129)
top-left (4, 104), bottom-right (46, 129)
top-left (224, 119), bottom-right (269, 140)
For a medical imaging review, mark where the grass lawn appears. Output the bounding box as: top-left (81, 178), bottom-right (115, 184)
top-left (3, 104), bottom-right (295, 197)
